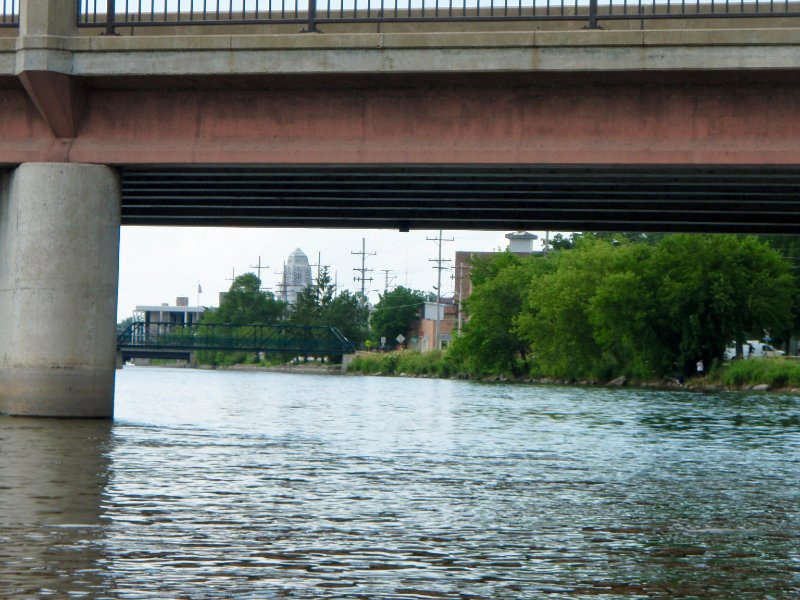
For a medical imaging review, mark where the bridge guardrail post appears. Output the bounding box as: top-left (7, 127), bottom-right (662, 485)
top-left (104, 0), bottom-right (117, 35)
top-left (303, 0), bottom-right (320, 33)
top-left (586, 0), bottom-right (600, 29)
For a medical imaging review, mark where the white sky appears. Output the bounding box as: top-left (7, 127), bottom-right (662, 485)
top-left (117, 226), bottom-right (552, 321)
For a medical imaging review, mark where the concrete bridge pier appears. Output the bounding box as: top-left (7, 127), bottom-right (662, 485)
top-left (0, 163), bottom-right (120, 418)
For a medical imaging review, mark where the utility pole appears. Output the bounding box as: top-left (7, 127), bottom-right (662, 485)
top-left (309, 251), bottom-right (323, 284)
top-left (225, 268), bottom-right (237, 284)
top-left (428, 230), bottom-right (453, 351)
top-left (250, 256), bottom-right (269, 284)
top-left (351, 237), bottom-right (375, 299)
top-left (454, 262), bottom-right (471, 335)
top-left (274, 263), bottom-right (286, 302)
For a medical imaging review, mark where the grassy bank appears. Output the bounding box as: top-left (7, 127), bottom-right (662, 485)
top-left (719, 358), bottom-right (800, 389)
top-left (346, 351), bottom-right (455, 378)
top-left (348, 351), bottom-right (800, 391)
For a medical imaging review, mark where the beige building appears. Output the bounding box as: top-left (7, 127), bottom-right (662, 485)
top-left (408, 300), bottom-right (458, 352)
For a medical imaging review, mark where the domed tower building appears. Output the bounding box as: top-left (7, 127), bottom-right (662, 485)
top-left (281, 248), bottom-right (313, 305)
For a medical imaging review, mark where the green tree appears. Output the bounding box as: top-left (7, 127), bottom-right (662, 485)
top-left (515, 237), bottom-right (623, 380)
top-left (117, 315), bottom-right (135, 336)
top-left (370, 286), bottom-right (429, 345)
top-left (758, 235), bottom-right (800, 343)
top-left (469, 251), bottom-right (523, 288)
top-left (583, 242), bottom-right (672, 378)
top-left (514, 234), bottom-right (795, 380)
top-left (203, 273), bottom-right (287, 326)
top-left (649, 235), bottom-right (795, 371)
top-left (548, 232), bottom-right (579, 251)
top-left (325, 290), bottom-right (370, 347)
top-left (288, 267), bottom-right (369, 349)
top-left (289, 267), bottom-right (334, 327)
top-left (449, 254), bottom-right (553, 376)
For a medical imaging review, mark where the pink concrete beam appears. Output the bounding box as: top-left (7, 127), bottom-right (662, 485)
top-left (17, 71), bottom-right (84, 139)
top-left (2, 83), bottom-right (800, 165)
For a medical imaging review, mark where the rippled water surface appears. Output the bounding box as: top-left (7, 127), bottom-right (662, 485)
top-left (2, 368), bottom-right (800, 598)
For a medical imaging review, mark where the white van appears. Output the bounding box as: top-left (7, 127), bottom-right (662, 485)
top-left (724, 340), bottom-right (785, 360)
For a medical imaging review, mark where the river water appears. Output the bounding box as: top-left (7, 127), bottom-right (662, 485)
top-left (1, 368), bottom-right (799, 598)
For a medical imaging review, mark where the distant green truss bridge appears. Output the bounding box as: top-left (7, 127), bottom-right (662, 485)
top-left (117, 321), bottom-right (356, 362)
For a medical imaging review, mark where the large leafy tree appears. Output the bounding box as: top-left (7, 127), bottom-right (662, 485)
top-left (449, 253), bottom-right (553, 376)
top-left (758, 235), bottom-right (800, 342)
top-left (370, 286), bottom-right (430, 343)
top-left (325, 290), bottom-right (370, 347)
top-left (289, 267), bottom-right (370, 347)
top-left (649, 235), bottom-right (795, 371)
top-left (515, 237), bottom-right (624, 380)
top-left (204, 273), bottom-right (286, 325)
top-left (514, 234), bottom-right (795, 380)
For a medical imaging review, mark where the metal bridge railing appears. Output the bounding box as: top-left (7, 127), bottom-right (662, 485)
top-left (1, 0), bottom-right (18, 27)
top-left (117, 321), bottom-right (357, 356)
top-left (77, 0), bottom-right (800, 33)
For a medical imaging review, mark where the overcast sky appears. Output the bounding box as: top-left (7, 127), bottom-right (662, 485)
top-left (117, 227), bottom-right (552, 321)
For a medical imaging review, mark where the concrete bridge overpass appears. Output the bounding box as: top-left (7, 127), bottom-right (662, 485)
top-left (2, 0), bottom-right (800, 417)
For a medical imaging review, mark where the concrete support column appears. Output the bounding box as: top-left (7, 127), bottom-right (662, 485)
top-left (0, 163), bottom-right (120, 418)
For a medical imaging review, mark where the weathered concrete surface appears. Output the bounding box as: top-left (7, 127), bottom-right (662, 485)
top-left (3, 0), bottom-right (800, 154)
top-left (2, 80), bottom-right (800, 165)
top-left (0, 163), bottom-right (120, 417)
top-left (4, 28), bottom-right (800, 79)
top-left (1, 21), bottom-right (800, 164)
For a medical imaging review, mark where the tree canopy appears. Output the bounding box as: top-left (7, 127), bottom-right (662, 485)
top-left (289, 267), bottom-right (370, 347)
top-left (203, 273), bottom-right (286, 325)
top-left (370, 286), bottom-right (430, 345)
top-left (451, 234), bottom-right (795, 381)
top-left (449, 253), bottom-right (553, 376)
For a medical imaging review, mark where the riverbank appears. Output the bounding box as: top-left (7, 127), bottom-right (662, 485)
top-left (126, 354), bottom-right (800, 393)
top-left (223, 363), bottom-right (344, 375)
top-left (344, 351), bottom-right (800, 394)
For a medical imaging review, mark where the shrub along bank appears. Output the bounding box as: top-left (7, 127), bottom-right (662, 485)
top-left (348, 351), bottom-right (800, 391)
top-left (346, 351), bottom-right (455, 378)
top-left (720, 358), bottom-right (800, 389)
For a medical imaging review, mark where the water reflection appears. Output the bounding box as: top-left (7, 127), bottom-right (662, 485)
top-left (0, 418), bottom-right (112, 597)
top-left (1, 371), bottom-right (799, 597)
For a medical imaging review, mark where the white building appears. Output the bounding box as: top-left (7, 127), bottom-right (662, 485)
top-left (281, 248), bottom-right (313, 305)
top-left (133, 296), bottom-right (206, 337)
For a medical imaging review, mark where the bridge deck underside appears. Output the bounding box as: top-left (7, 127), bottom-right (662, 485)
top-left (121, 165), bottom-right (800, 233)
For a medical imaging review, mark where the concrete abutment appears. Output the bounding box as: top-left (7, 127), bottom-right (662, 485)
top-left (0, 163), bottom-right (120, 418)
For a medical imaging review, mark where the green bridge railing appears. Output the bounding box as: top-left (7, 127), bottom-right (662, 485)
top-left (118, 321), bottom-right (356, 356)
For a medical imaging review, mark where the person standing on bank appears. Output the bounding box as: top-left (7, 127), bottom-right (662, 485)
top-left (696, 360), bottom-right (704, 377)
